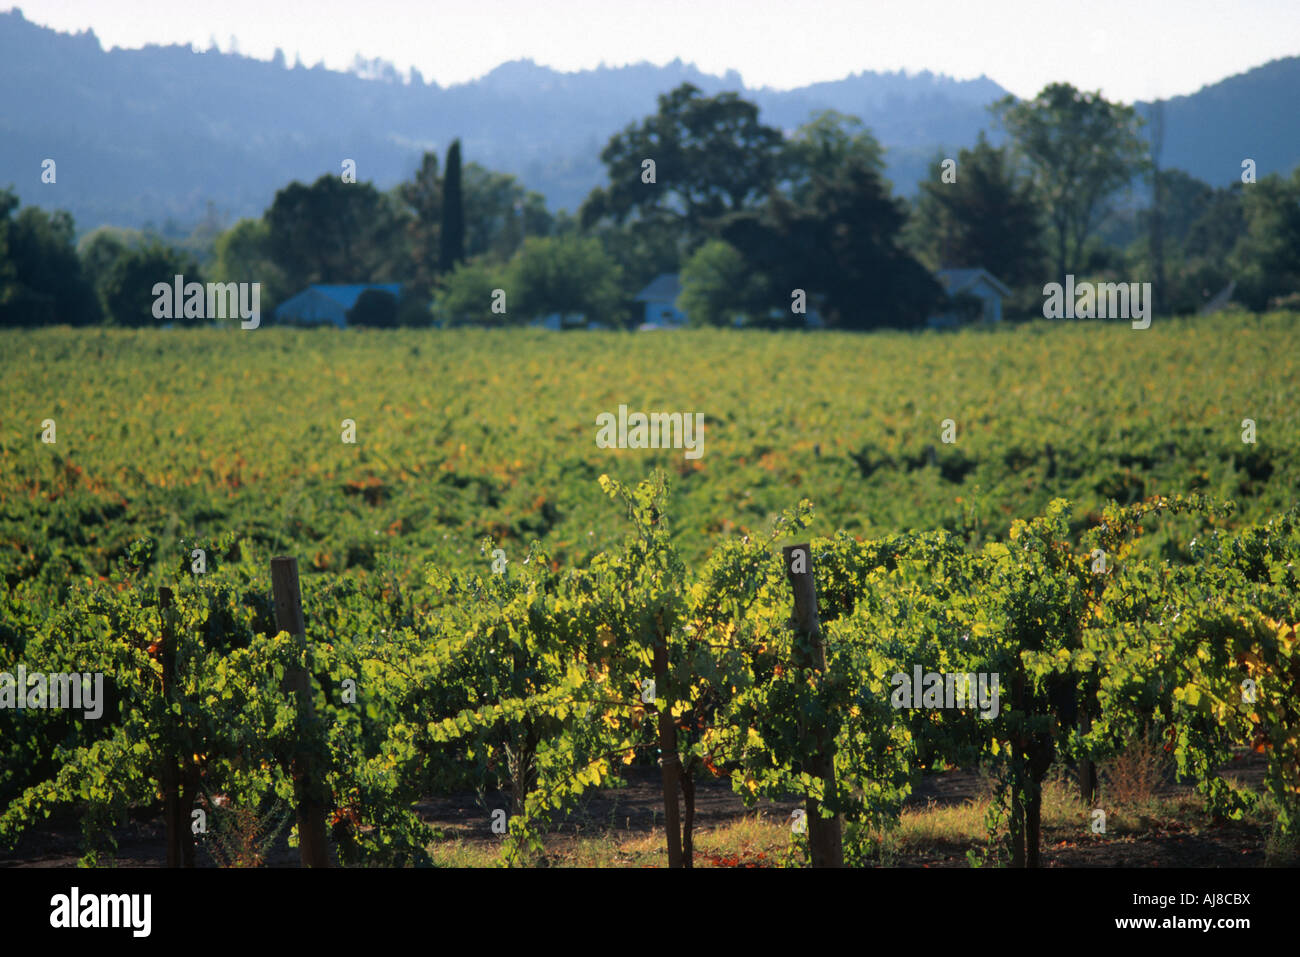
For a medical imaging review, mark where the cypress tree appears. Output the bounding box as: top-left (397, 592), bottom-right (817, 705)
top-left (439, 139), bottom-right (465, 273)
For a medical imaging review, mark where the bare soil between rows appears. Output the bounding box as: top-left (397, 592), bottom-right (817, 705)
top-left (0, 752), bottom-right (1279, 868)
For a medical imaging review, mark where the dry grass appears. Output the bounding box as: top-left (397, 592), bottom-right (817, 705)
top-left (424, 784), bottom-right (1186, 867)
top-left (427, 814), bottom-right (794, 868)
top-left (424, 759), bottom-right (1281, 867)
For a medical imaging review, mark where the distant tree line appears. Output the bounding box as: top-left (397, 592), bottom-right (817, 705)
top-left (2, 80), bottom-right (1299, 330)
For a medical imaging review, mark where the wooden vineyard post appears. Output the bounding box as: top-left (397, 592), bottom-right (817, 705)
top-left (158, 586), bottom-right (191, 867)
top-left (652, 608), bottom-right (685, 868)
top-left (783, 544), bottom-right (844, 867)
top-left (270, 557), bottom-right (332, 868)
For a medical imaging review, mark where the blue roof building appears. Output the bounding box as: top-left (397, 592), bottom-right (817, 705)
top-left (929, 268), bottom-right (1010, 327)
top-left (274, 283), bottom-right (403, 327)
top-left (634, 274), bottom-right (688, 330)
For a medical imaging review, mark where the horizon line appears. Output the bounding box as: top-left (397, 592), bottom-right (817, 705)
top-left (3, 6), bottom-right (1290, 104)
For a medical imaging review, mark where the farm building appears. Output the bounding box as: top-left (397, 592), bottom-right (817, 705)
top-left (274, 283), bottom-right (403, 327)
top-left (634, 274), bottom-right (688, 330)
top-left (929, 268), bottom-right (1010, 327)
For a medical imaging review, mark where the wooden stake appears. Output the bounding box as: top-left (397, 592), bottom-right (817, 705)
top-left (652, 610), bottom-right (685, 868)
top-left (158, 586), bottom-right (188, 867)
top-left (271, 557), bottom-right (332, 868)
top-left (783, 544), bottom-right (843, 867)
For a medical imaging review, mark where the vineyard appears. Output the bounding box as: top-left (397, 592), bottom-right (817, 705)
top-left (1, 311), bottom-right (1298, 867)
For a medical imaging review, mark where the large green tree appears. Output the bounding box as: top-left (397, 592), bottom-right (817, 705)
top-left (0, 194), bottom-right (100, 326)
top-left (677, 239), bottom-right (769, 327)
top-left (265, 175), bottom-right (408, 292)
top-left (397, 151), bottom-right (442, 293)
top-left (211, 218), bottom-right (290, 310)
top-left (1231, 167), bottom-right (1300, 310)
top-left (721, 155), bottom-right (942, 329)
top-left (1128, 170), bottom-right (1243, 315)
top-left (908, 133), bottom-right (1045, 310)
top-left (580, 83), bottom-right (784, 250)
top-left (99, 241), bottom-right (200, 327)
top-left (399, 151), bottom-right (551, 289)
top-left (462, 162), bottom-right (553, 263)
top-left (585, 211), bottom-right (684, 305)
top-left (506, 235), bottom-right (623, 326)
top-left (994, 83), bottom-right (1149, 286)
top-left (78, 227), bottom-right (142, 293)
top-left (781, 110), bottom-right (886, 203)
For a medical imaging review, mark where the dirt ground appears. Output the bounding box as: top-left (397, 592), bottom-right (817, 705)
top-left (0, 752), bottom-right (1276, 868)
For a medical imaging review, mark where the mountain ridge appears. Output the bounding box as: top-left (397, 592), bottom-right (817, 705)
top-left (0, 8), bottom-right (1295, 233)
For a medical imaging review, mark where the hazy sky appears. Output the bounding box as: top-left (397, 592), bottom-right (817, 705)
top-left (12, 0), bottom-right (1300, 101)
